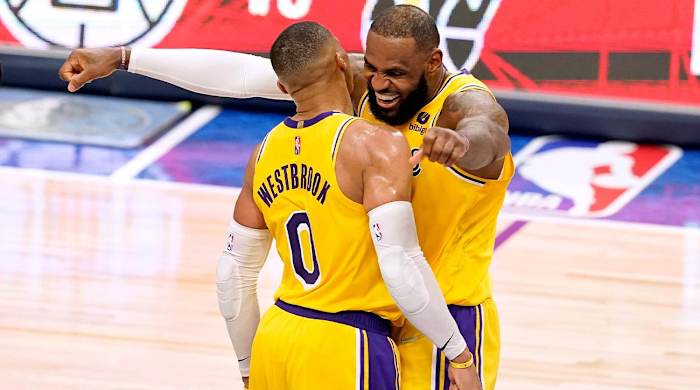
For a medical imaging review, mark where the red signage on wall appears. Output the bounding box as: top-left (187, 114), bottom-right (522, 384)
top-left (0, 0), bottom-right (698, 106)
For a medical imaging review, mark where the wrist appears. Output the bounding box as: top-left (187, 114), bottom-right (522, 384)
top-left (450, 349), bottom-right (471, 363)
top-left (449, 349), bottom-right (474, 369)
top-left (444, 334), bottom-right (468, 361)
top-left (115, 46), bottom-right (131, 70)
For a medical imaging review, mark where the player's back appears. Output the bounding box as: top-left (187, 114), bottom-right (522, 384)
top-left (252, 111), bottom-right (400, 321)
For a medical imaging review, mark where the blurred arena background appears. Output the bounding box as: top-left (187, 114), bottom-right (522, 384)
top-left (0, 1), bottom-right (698, 389)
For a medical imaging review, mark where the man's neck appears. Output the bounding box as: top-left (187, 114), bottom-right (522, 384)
top-left (426, 66), bottom-right (449, 102)
top-left (291, 82), bottom-right (354, 119)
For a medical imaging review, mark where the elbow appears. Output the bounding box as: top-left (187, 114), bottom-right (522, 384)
top-left (483, 116), bottom-right (510, 164)
top-left (494, 130), bottom-right (511, 161)
top-left (216, 252), bottom-right (242, 321)
top-left (377, 245), bottom-right (430, 314)
top-left (492, 105), bottom-right (510, 161)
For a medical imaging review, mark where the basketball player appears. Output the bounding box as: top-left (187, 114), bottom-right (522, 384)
top-left (59, 6), bottom-right (511, 390)
top-left (213, 22), bottom-right (478, 390)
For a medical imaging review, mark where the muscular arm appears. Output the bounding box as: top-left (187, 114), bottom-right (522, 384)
top-left (436, 89), bottom-right (510, 176)
top-left (60, 47), bottom-right (369, 102)
top-left (234, 146), bottom-right (268, 229)
top-left (129, 48), bottom-right (291, 100)
top-left (59, 46), bottom-right (290, 100)
top-left (345, 123), bottom-right (469, 361)
top-left (357, 125), bottom-right (412, 210)
top-left (217, 146), bottom-right (271, 382)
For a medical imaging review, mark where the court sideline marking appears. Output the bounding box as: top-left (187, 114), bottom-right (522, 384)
top-left (110, 105), bottom-right (222, 181)
top-left (494, 220), bottom-right (528, 249)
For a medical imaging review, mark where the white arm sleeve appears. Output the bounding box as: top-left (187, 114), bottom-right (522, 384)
top-left (129, 48), bottom-right (291, 101)
top-left (216, 220), bottom-right (272, 377)
top-left (368, 201), bottom-right (468, 361)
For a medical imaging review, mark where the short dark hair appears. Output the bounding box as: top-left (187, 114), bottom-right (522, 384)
top-left (270, 21), bottom-right (333, 80)
top-left (369, 5), bottom-right (439, 53)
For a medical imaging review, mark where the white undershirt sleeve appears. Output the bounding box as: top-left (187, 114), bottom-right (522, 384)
top-left (368, 201), bottom-right (468, 361)
top-left (216, 220), bottom-right (272, 377)
top-left (129, 48), bottom-right (291, 101)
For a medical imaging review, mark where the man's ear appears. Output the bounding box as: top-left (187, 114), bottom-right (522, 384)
top-left (277, 80), bottom-right (289, 95)
top-left (336, 52), bottom-right (348, 73)
top-left (426, 48), bottom-right (443, 74)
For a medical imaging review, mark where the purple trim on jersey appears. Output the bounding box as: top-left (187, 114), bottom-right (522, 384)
top-left (367, 332), bottom-right (399, 390)
top-left (476, 304), bottom-right (484, 382)
top-left (494, 220), bottom-right (528, 249)
top-left (283, 111), bottom-right (338, 128)
top-left (443, 354), bottom-right (450, 390)
top-left (441, 305), bottom-right (480, 389)
top-left (434, 347), bottom-right (442, 390)
top-left (275, 300), bottom-right (391, 336)
top-left (359, 331), bottom-right (365, 390)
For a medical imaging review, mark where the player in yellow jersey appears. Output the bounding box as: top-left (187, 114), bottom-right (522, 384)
top-left (60, 6), bottom-right (510, 389)
top-left (356, 8), bottom-right (512, 390)
top-left (211, 22), bottom-right (478, 390)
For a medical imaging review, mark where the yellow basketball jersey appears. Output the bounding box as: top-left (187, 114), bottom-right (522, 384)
top-left (252, 111), bottom-right (401, 321)
top-left (358, 72), bottom-right (515, 306)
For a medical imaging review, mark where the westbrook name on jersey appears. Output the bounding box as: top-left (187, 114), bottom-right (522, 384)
top-left (252, 111), bottom-right (401, 321)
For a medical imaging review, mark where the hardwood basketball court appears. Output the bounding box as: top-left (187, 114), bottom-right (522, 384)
top-left (1, 166), bottom-right (697, 389)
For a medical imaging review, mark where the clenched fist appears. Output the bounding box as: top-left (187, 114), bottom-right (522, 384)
top-left (409, 126), bottom-right (469, 167)
top-left (58, 47), bottom-right (125, 92)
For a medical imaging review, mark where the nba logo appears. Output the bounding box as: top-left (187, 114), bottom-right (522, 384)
top-left (506, 136), bottom-right (682, 217)
top-left (294, 136), bottom-right (301, 155)
top-left (371, 223), bottom-right (383, 241)
top-left (226, 233), bottom-right (234, 252)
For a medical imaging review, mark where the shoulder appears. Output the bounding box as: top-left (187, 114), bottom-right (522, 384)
top-left (347, 119), bottom-right (408, 157)
top-left (444, 88), bottom-right (499, 111)
top-left (336, 119), bottom-right (409, 170)
top-left (254, 127), bottom-right (277, 161)
top-left (441, 88), bottom-right (508, 129)
top-left (244, 142), bottom-right (263, 177)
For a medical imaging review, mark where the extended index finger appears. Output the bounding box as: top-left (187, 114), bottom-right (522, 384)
top-left (421, 131), bottom-right (437, 156)
top-left (409, 148), bottom-right (424, 165)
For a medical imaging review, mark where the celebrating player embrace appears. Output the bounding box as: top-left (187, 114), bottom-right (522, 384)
top-left (59, 5), bottom-right (512, 390)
